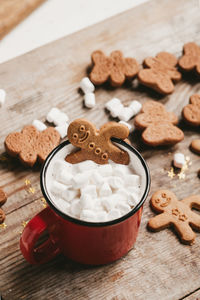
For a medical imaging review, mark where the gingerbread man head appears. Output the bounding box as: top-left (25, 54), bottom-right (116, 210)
top-left (178, 42), bottom-right (200, 75)
top-left (138, 52), bottom-right (181, 94)
top-left (5, 125), bottom-right (60, 167)
top-left (90, 50), bottom-right (139, 87)
top-left (150, 190), bottom-right (175, 212)
top-left (134, 101), bottom-right (184, 146)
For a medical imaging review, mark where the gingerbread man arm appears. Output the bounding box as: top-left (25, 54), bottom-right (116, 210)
top-left (148, 213), bottom-right (171, 231)
top-left (182, 195), bottom-right (200, 209)
top-left (100, 122), bottom-right (129, 140)
top-left (188, 211), bottom-right (200, 232)
top-left (173, 221), bottom-right (196, 244)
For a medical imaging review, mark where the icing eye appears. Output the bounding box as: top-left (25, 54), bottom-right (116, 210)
top-left (80, 125), bottom-right (85, 132)
top-left (95, 148), bottom-right (101, 155)
top-left (73, 133), bottom-right (78, 139)
top-left (102, 153), bottom-right (108, 160)
top-left (162, 193), bottom-right (166, 198)
top-left (89, 142), bottom-right (95, 149)
top-left (155, 199), bottom-right (160, 203)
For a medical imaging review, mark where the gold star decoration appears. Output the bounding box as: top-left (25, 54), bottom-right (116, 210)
top-left (168, 167), bottom-right (175, 179)
top-left (28, 187), bottom-right (35, 194)
top-left (0, 223), bottom-right (7, 229)
top-left (22, 220), bottom-right (29, 228)
top-left (41, 197), bottom-right (47, 208)
top-left (25, 179), bottom-right (31, 186)
top-left (178, 172), bottom-right (186, 180)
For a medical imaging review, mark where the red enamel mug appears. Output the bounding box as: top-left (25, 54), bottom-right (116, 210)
top-left (20, 139), bottom-right (150, 265)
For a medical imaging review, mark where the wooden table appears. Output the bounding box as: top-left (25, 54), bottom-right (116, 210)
top-left (1, 0), bottom-right (200, 299)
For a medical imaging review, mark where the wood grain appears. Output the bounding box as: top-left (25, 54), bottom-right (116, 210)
top-left (0, 0), bottom-right (46, 39)
top-left (1, 0), bottom-right (200, 299)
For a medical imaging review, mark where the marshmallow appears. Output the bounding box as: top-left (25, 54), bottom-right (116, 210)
top-left (55, 198), bottom-right (70, 213)
top-left (62, 188), bottom-right (79, 202)
top-left (108, 209), bottom-right (121, 220)
top-left (80, 77), bottom-right (95, 94)
top-left (116, 202), bottom-right (130, 214)
top-left (46, 107), bottom-right (69, 126)
top-left (125, 174), bottom-right (140, 187)
top-left (91, 171), bottom-right (104, 187)
top-left (80, 194), bottom-right (94, 209)
top-left (129, 100), bottom-right (142, 115)
top-left (51, 181), bottom-right (67, 197)
top-left (173, 153), bottom-right (185, 169)
top-left (105, 98), bottom-right (121, 111)
top-left (70, 199), bottom-right (81, 217)
top-left (102, 198), bottom-right (115, 212)
top-left (0, 89), bottom-right (6, 107)
top-left (84, 93), bottom-right (96, 108)
top-left (108, 176), bottom-right (124, 190)
top-left (96, 211), bottom-right (108, 222)
top-left (99, 182), bottom-right (112, 197)
top-left (98, 164), bottom-right (113, 176)
top-left (32, 120), bottom-right (47, 132)
top-left (72, 172), bottom-right (90, 188)
top-left (110, 103), bottom-right (124, 118)
top-left (128, 192), bottom-right (140, 207)
top-left (118, 107), bottom-right (135, 122)
top-left (55, 123), bottom-right (68, 139)
top-left (80, 209), bottom-right (96, 222)
top-left (113, 164), bottom-right (131, 177)
top-left (81, 185), bottom-right (97, 198)
top-left (119, 121), bottom-right (133, 132)
top-left (53, 160), bottom-right (72, 176)
top-left (75, 160), bottom-right (96, 173)
top-left (55, 170), bottom-right (73, 186)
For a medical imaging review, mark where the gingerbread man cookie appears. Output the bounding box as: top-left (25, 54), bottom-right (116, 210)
top-left (0, 188), bottom-right (7, 224)
top-left (90, 50), bottom-right (139, 87)
top-left (178, 42), bottom-right (200, 75)
top-left (66, 119), bottom-right (130, 165)
top-left (148, 190), bottom-right (200, 245)
top-left (134, 101), bottom-right (184, 146)
top-left (182, 94), bottom-right (200, 126)
top-left (5, 125), bottom-right (60, 167)
top-left (138, 52), bottom-right (181, 94)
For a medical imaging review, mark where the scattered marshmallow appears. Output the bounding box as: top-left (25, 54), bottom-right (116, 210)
top-left (0, 89), bottom-right (6, 107)
top-left (80, 77), bottom-right (95, 94)
top-left (110, 103), bottom-right (124, 118)
top-left (84, 93), bottom-right (96, 108)
top-left (105, 98), bottom-right (121, 111)
top-left (173, 153), bottom-right (185, 169)
top-left (32, 119), bottom-right (47, 132)
top-left (119, 121), bottom-right (133, 132)
top-left (129, 100), bottom-right (142, 115)
top-left (118, 107), bottom-right (135, 122)
top-left (46, 107), bottom-right (69, 126)
top-left (55, 123), bottom-right (68, 139)
top-left (99, 182), bottom-right (112, 197)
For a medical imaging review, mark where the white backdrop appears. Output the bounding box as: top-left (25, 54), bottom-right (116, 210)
top-left (0, 0), bottom-right (147, 64)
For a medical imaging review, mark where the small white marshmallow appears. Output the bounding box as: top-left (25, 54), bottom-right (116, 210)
top-left (119, 121), bottom-right (133, 132)
top-left (80, 77), bottom-right (95, 94)
top-left (51, 181), bottom-right (67, 197)
top-left (70, 199), bottom-right (81, 217)
top-left (118, 107), bottom-right (135, 122)
top-left (84, 93), bottom-right (96, 108)
top-left (110, 103), bottom-right (124, 118)
top-left (81, 185), bottom-right (97, 198)
top-left (62, 189), bottom-right (79, 202)
top-left (107, 209), bottom-right (121, 220)
top-left (129, 100), bottom-right (142, 115)
top-left (116, 202), bottom-right (131, 215)
top-left (96, 211), bottom-right (108, 222)
top-left (75, 160), bottom-right (96, 173)
top-left (55, 170), bottom-right (73, 186)
top-left (108, 176), bottom-right (124, 190)
top-left (46, 107), bottom-right (69, 126)
top-left (99, 182), bottom-right (112, 197)
top-left (173, 153), bottom-right (185, 169)
top-left (80, 194), bottom-right (94, 209)
top-left (91, 171), bottom-right (104, 187)
top-left (0, 89), bottom-right (6, 107)
top-left (32, 119), bottom-right (47, 132)
top-left (125, 174), bottom-right (140, 187)
top-left (55, 123), bottom-right (68, 139)
top-left (72, 172), bottom-right (90, 189)
top-left (105, 98), bottom-right (121, 111)
top-left (98, 164), bottom-right (113, 176)
top-left (55, 198), bottom-right (70, 213)
top-left (53, 159), bottom-right (72, 176)
top-left (80, 209), bottom-right (97, 222)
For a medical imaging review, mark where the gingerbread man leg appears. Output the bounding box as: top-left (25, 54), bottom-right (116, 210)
top-left (182, 195), bottom-right (200, 209)
top-left (148, 213), bottom-right (171, 231)
top-left (109, 147), bottom-right (130, 165)
top-left (173, 221), bottom-right (196, 244)
top-left (188, 211), bottom-right (200, 232)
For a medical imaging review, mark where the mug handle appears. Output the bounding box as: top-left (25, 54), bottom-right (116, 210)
top-left (20, 206), bottom-right (61, 264)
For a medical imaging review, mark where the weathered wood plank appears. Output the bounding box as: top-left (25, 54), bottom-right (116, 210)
top-left (0, 0), bottom-right (200, 299)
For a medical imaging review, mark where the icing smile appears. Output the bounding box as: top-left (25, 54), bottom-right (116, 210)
top-left (79, 131), bottom-right (90, 143)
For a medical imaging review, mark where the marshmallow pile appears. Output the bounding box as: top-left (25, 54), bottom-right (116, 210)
top-left (80, 77), bottom-right (96, 108)
top-left (49, 159), bottom-right (141, 222)
top-left (105, 98), bottom-right (142, 122)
